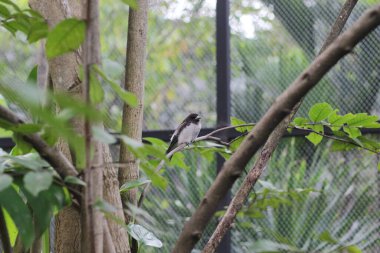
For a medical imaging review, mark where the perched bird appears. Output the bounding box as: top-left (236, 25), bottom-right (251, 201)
top-left (166, 113), bottom-right (202, 156)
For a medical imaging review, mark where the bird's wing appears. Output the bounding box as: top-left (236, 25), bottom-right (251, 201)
top-left (167, 120), bottom-right (189, 154)
top-left (170, 120), bottom-right (188, 141)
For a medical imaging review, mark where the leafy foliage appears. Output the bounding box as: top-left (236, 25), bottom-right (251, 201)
top-left (291, 102), bottom-right (380, 155)
top-left (45, 18), bottom-right (85, 58)
top-left (235, 141), bottom-right (379, 252)
top-left (0, 149), bottom-right (70, 248)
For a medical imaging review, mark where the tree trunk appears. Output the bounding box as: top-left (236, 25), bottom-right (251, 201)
top-left (29, 0), bottom-right (130, 252)
top-left (28, 1), bottom-right (83, 252)
top-left (119, 0), bottom-right (149, 223)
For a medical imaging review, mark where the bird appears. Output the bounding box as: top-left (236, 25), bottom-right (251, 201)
top-left (166, 113), bottom-right (202, 157)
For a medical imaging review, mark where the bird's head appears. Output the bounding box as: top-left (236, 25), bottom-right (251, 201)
top-left (187, 113), bottom-right (201, 123)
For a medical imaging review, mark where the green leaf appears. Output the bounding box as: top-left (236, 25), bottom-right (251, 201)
top-left (308, 102), bottom-right (333, 122)
top-left (0, 174), bottom-right (12, 192)
top-left (343, 126), bottom-right (361, 139)
top-left (318, 230), bottom-right (338, 244)
top-left (230, 135), bottom-right (244, 152)
top-left (2, 208), bottom-right (17, 246)
top-left (11, 124), bottom-right (41, 134)
top-left (169, 151), bottom-right (189, 171)
top-left (11, 133), bottom-right (33, 155)
top-left (120, 178), bottom-right (151, 192)
top-left (140, 161), bottom-right (167, 189)
top-left (346, 113), bottom-right (379, 127)
top-left (92, 126), bottom-right (117, 144)
top-left (27, 20), bottom-right (48, 43)
top-left (94, 66), bottom-right (138, 107)
top-left (46, 18), bottom-right (85, 59)
top-left (20, 183), bottom-right (66, 235)
top-left (23, 171), bottom-right (53, 196)
top-left (305, 125), bottom-right (323, 146)
top-left (0, 4), bottom-right (11, 18)
top-left (306, 132), bottom-right (323, 146)
top-left (293, 117), bottom-right (309, 127)
top-left (79, 66), bottom-right (105, 104)
top-left (0, 0), bottom-right (21, 11)
top-left (64, 176), bottom-right (86, 186)
top-left (143, 137), bottom-right (167, 148)
top-left (127, 224), bottom-right (163, 248)
top-left (331, 140), bottom-right (357, 152)
top-left (121, 0), bottom-right (138, 9)
top-left (27, 65), bottom-right (38, 85)
top-left (3, 153), bottom-right (49, 170)
top-left (357, 136), bottom-right (380, 152)
top-left (345, 245), bottom-right (362, 253)
top-left (0, 186), bottom-right (35, 248)
top-left (230, 116), bottom-right (252, 132)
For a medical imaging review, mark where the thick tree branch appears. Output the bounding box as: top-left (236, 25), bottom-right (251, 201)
top-left (173, 4), bottom-right (380, 252)
top-left (0, 106), bottom-right (78, 178)
top-left (203, 1), bottom-right (360, 250)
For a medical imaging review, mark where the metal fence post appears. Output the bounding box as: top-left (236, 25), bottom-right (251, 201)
top-left (216, 0), bottom-right (231, 252)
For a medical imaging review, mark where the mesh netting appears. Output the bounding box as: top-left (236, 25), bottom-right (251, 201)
top-left (0, 0), bottom-right (379, 252)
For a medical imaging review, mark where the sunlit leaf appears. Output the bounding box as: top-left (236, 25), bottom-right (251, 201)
top-left (231, 116), bottom-right (252, 132)
top-left (346, 245), bottom-right (362, 253)
top-left (308, 102), bottom-right (333, 122)
top-left (0, 187), bottom-right (35, 248)
top-left (127, 224), bottom-right (163, 248)
top-left (293, 117), bottom-right (309, 127)
top-left (306, 132), bottom-right (323, 146)
top-left (343, 126), bottom-right (361, 139)
top-left (318, 230), bottom-right (338, 244)
top-left (46, 18), bottom-right (85, 58)
top-left (121, 0), bottom-right (138, 9)
top-left (346, 113), bottom-right (379, 127)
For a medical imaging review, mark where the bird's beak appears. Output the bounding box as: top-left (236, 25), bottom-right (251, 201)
top-left (196, 115), bottom-right (201, 120)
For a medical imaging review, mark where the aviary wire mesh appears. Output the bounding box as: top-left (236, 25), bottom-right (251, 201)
top-left (0, 0), bottom-right (379, 252)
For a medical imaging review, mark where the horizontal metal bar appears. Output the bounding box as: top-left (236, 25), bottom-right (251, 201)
top-left (1, 127), bottom-right (379, 150)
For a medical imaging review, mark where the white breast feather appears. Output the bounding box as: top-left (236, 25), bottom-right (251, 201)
top-left (178, 123), bottom-right (201, 144)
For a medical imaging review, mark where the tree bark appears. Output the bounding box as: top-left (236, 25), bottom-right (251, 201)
top-left (119, 0), bottom-right (149, 223)
top-left (81, 0), bottom-right (104, 252)
top-left (28, 1), bottom-right (83, 251)
top-left (172, 4), bottom-right (380, 252)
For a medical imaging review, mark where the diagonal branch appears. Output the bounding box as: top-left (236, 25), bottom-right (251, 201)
top-left (0, 106), bottom-right (78, 178)
top-left (173, 3), bottom-right (380, 252)
top-left (202, 0), bottom-right (359, 252)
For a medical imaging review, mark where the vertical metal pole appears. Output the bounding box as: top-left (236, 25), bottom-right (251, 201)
top-left (216, 0), bottom-right (231, 252)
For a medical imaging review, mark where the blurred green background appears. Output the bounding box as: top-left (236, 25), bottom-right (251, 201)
top-left (0, 0), bottom-right (379, 252)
